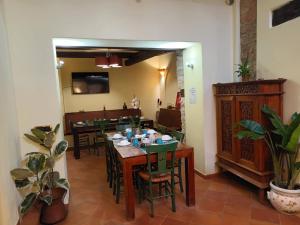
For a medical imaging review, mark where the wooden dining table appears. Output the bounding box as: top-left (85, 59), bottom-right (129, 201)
top-left (109, 135), bottom-right (195, 220)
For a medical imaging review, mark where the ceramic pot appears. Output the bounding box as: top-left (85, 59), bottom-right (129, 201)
top-left (267, 181), bottom-right (300, 214)
top-left (40, 187), bottom-right (68, 225)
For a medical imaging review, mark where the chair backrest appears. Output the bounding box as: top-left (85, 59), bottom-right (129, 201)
top-left (144, 142), bottom-right (178, 176)
top-left (171, 130), bottom-right (184, 142)
top-left (116, 123), bottom-right (132, 132)
top-left (105, 138), bottom-right (119, 168)
top-left (130, 116), bottom-right (141, 128)
top-left (94, 120), bottom-right (109, 133)
top-left (157, 124), bottom-right (168, 134)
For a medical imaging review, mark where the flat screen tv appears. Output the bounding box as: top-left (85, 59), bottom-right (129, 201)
top-left (72, 72), bottom-right (109, 94)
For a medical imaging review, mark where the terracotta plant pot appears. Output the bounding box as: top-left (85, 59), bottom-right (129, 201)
top-left (241, 75), bottom-right (251, 82)
top-left (267, 181), bottom-right (300, 214)
top-left (40, 187), bottom-right (68, 225)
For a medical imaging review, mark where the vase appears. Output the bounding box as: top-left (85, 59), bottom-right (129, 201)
top-left (40, 187), bottom-right (68, 225)
top-left (267, 181), bottom-right (300, 214)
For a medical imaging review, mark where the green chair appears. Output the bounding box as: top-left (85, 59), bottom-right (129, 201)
top-left (156, 124), bottom-right (168, 134)
top-left (116, 123), bottom-right (132, 132)
top-left (171, 130), bottom-right (185, 192)
top-left (130, 116), bottom-right (141, 128)
top-left (93, 120), bottom-right (109, 155)
top-left (137, 142), bottom-right (178, 217)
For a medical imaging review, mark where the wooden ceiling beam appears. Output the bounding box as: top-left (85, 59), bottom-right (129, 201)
top-left (124, 50), bottom-right (173, 66)
top-left (56, 51), bottom-right (133, 58)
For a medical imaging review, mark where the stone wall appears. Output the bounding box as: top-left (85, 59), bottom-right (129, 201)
top-left (176, 50), bottom-right (185, 136)
top-left (240, 0), bottom-right (257, 77)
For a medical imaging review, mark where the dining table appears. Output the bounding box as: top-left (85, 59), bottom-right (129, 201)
top-left (108, 133), bottom-right (195, 220)
top-left (71, 118), bottom-right (154, 159)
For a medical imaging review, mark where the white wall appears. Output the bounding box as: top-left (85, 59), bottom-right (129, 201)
top-left (0, 1), bottom-right (20, 224)
top-left (257, 0), bottom-right (300, 122)
top-left (1, 3), bottom-right (234, 223)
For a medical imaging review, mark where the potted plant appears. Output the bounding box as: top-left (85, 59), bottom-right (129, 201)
top-left (234, 57), bottom-right (251, 81)
top-left (10, 124), bottom-right (69, 224)
top-left (237, 105), bottom-right (300, 214)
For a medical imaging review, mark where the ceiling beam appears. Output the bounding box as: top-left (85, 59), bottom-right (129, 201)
top-left (56, 51), bottom-right (133, 58)
top-left (125, 50), bottom-right (173, 66)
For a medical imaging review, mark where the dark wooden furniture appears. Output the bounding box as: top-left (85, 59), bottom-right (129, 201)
top-left (107, 134), bottom-right (195, 220)
top-left (65, 108), bottom-right (142, 135)
top-left (213, 79), bottom-right (286, 201)
top-left (157, 108), bottom-right (181, 130)
top-left (71, 118), bottom-right (153, 159)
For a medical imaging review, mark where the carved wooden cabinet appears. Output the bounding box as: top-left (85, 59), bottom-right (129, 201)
top-left (213, 79), bottom-right (286, 201)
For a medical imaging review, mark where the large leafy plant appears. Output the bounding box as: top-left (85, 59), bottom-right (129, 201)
top-left (237, 105), bottom-right (300, 190)
top-left (10, 124), bottom-right (69, 216)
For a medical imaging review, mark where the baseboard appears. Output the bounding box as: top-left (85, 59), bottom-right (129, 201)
top-left (194, 169), bottom-right (220, 179)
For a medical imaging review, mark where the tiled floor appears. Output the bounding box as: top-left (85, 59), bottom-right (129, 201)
top-left (23, 149), bottom-right (300, 225)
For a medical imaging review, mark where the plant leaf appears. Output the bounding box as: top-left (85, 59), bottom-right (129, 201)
top-left (10, 168), bottom-right (34, 180)
top-left (19, 193), bottom-right (37, 215)
top-left (55, 178), bottom-right (70, 190)
top-left (54, 124), bottom-right (60, 134)
top-left (31, 128), bottom-right (45, 141)
top-left (54, 140), bottom-right (68, 158)
top-left (236, 130), bottom-right (264, 140)
top-left (45, 156), bottom-right (55, 169)
top-left (286, 124), bottom-right (300, 153)
top-left (39, 195), bottom-right (52, 206)
top-left (43, 131), bottom-right (55, 148)
top-left (25, 152), bottom-right (48, 157)
top-left (239, 120), bottom-right (266, 135)
top-left (14, 178), bottom-right (32, 189)
top-left (27, 154), bottom-right (46, 174)
top-left (24, 134), bottom-right (43, 145)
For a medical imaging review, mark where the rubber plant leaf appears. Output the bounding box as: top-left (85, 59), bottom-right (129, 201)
top-left (19, 193), bottom-right (37, 215)
top-left (54, 124), bottom-right (60, 134)
top-left (24, 134), bottom-right (43, 145)
top-left (27, 154), bottom-right (46, 174)
top-left (10, 168), bottom-right (34, 180)
top-left (43, 131), bottom-right (55, 149)
top-left (54, 140), bottom-right (68, 158)
top-left (25, 152), bottom-right (48, 157)
top-left (239, 120), bottom-right (266, 135)
top-left (31, 128), bottom-right (45, 141)
top-left (236, 130), bottom-right (264, 140)
top-left (14, 178), bottom-right (31, 189)
top-left (40, 195), bottom-right (52, 206)
top-left (55, 178), bottom-right (70, 190)
top-left (286, 124), bottom-right (300, 153)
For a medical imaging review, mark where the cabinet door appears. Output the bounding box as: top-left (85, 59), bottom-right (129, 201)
top-left (216, 96), bottom-right (235, 160)
top-left (235, 96), bottom-right (260, 170)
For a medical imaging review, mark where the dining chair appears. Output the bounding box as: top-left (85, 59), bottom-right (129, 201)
top-left (156, 124), bottom-right (168, 134)
top-left (171, 130), bottom-right (185, 192)
top-left (93, 120), bottom-right (109, 155)
top-left (106, 139), bottom-right (123, 203)
top-left (78, 134), bottom-right (91, 153)
top-left (116, 123), bottom-right (132, 132)
top-left (137, 142), bottom-right (178, 217)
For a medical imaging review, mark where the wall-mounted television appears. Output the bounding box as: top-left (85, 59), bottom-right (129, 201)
top-left (72, 72), bottom-right (109, 94)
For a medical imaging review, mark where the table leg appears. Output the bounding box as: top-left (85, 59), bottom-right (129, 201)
top-left (123, 160), bottom-right (135, 220)
top-left (185, 152), bottom-right (195, 206)
top-left (73, 131), bottom-right (80, 159)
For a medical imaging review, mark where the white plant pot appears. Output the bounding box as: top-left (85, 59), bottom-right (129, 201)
top-left (267, 181), bottom-right (300, 214)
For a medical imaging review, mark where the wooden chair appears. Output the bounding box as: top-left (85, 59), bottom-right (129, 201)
top-left (171, 130), bottom-right (185, 192)
top-left (93, 120), bottom-right (109, 155)
top-left (78, 134), bottom-right (91, 153)
top-left (137, 142), bottom-right (178, 217)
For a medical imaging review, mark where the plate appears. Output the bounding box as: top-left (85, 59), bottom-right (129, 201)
top-left (162, 135), bottom-right (172, 141)
top-left (112, 134), bottom-right (123, 139)
top-left (117, 140), bottom-right (131, 146)
top-left (147, 129), bottom-right (157, 135)
top-left (135, 134), bottom-right (146, 139)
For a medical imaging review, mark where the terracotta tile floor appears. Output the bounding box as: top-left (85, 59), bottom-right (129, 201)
top-left (23, 149), bottom-right (300, 225)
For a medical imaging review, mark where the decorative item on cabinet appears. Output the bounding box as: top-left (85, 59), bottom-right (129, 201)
top-left (213, 79), bottom-right (286, 202)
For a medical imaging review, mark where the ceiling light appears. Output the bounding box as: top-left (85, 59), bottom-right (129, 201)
top-left (95, 56), bottom-right (109, 68)
top-left (109, 55), bottom-right (122, 68)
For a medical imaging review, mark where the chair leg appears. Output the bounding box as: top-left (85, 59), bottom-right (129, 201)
top-left (137, 176), bottom-right (142, 204)
top-left (159, 182), bottom-right (162, 196)
top-left (171, 176), bottom-right (176, 212)
top-left (164, 181), bottom-right (168, 199)
top-left (149, 181), bottom-right (154, 217)
top-left (178, 159), bottom-right (184, 193)
top-left (113, 172), bottom-right (116, 195)
top-left (116, 173), bottom-right (120, 204)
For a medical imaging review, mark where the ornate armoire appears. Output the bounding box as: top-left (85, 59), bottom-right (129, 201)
top-left (213, 79), bottom-right (286, 201)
